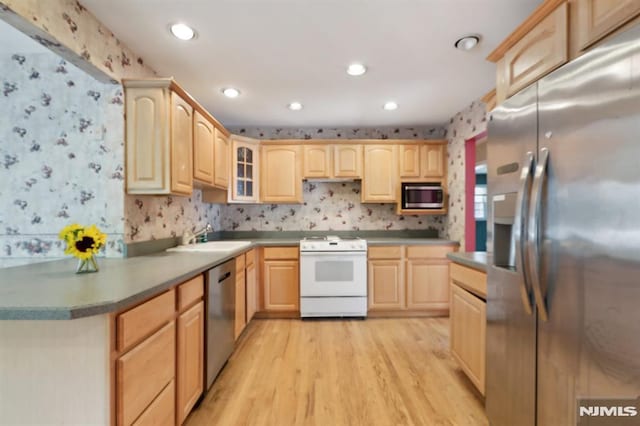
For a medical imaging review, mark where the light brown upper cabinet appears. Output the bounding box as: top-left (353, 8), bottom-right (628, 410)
top-left (333, 144), bottom-right (362, 178)
top-left (231, 136), bottom-right (260, 202)
top-left (124, 78), bottom-right (230, 196)
top-left (193, 110), bottom-right (215, 187)
top-left (302, 144), bottom-right (362, 179)
top-left (502, 3), bottom-right (568, 97)
top-left (261, 145), bottom-right (302, 203)
top-left (362, 145), bottom-right (397, 202)
top-left (400, 142), bottom-right (446, 179)
top-left (124, 79), bottom-right (194, 196)
top-left (303, 145), bottom-right (332, 179)
top-left (214, 130), bottom-right (229, 189)
top-left (170, 93), bottom-right (194, 195)
top-left (422, 144), bottom-right (445, 178)
top-left (399, 145), bottom-right (421, 178)
top-left (573, 0), bottom-right (640, 51)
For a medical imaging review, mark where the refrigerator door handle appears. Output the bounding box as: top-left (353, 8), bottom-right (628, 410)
top-left (527, 147), bottom-right (550, 321)
top-left (514, 151), bottom-right (535, 315)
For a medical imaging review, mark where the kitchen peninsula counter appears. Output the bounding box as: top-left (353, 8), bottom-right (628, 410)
top-left (0, 233), bottom-right (458, 320)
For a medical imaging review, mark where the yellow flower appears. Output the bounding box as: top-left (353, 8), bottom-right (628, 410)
top-left (59, 223), bottom-right (107, 260)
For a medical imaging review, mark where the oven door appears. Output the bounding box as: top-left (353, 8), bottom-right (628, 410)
top-left (300, 251), bottom-right (367, 297)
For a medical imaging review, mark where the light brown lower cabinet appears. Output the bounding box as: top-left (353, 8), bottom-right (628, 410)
top-left (406, 260), bottom-right (450, 310)
top-left (262, 247), bottom-right (300, 313)
top-left (368, 259), bottom-right (405, 310)
top-left (115, 276), bottom-right (204, 426)
top-left (176, 301), bottom-right (205, 424)
top-left (367, 244), bottom-right (457, 315)
top-left (235, 267), bottom-right (247, 339)
top-left (133, 380), bottom-right (175, 426)
top-left (246, 260), bottom-right (257, 321)
top-left (449, 262), bottom-right (487, 395)
top-left (117, 321), bottom-right (176, 426)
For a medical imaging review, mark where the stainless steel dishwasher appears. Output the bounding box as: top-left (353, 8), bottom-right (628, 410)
top-left (206, 259), bottom-right (235, 390)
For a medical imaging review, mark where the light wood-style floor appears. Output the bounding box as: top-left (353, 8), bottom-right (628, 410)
top-left (185, 318), bottom-right (487, 426)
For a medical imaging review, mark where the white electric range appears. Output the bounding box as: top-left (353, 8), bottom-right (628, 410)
top-left (299, 236), bottom-right (367, 318)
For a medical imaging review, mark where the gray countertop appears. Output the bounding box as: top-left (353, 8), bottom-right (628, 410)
top-left (446, 252), bottom-right (492, 272)
top-left (0, 236), bottom-right (458, 320)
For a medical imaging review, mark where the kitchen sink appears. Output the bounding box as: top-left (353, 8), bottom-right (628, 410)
top-left (167, 241), bottom-right (252, 252)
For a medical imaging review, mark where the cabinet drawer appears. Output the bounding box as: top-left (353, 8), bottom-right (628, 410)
top-left (132, 380), bottom-right (175, 426)
top-left (503, 3), bottom-right (568, 96)
top-left (450, 263), bottom-right (487, 299)
top-left (117, 321), bottom-right (175, 426)
top-left (177, 275), bottom-right (204, 312)
top-left (368, 246), bottom-right (403, 260)
top-left (117, 289), bottom-right (175, 352)
top-left (406, 245), bottom-right (456, 259)
top-left (263, 246), bottom-right (298, 260)
top-left (245, 248), bottom-right (256, 267)
top-left (236, 253), bottom-right (246, 272)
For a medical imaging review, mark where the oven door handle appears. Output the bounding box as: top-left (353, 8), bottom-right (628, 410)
top-left (300, 251), bottom-right (367, 257)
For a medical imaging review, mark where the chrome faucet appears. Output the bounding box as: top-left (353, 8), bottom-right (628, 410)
top-left (182, 223), bottom-right (213, 245)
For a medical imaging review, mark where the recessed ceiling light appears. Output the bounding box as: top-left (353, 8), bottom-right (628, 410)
top-left (170, 23), bottom-right (196, 41)
top-left (454, 35), bottom-right (480, 51)
top-left (347, 63), bottom-right (367, 76)
top-left (383, 101), bottom-right (398, 111)
top-left (222, 88), bottom-right (240, 98)
top-left (288, 102), bottom-right (303, 111)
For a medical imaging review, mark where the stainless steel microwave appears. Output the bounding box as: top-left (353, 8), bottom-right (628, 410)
top-left (401, 183), bottom-right (444, 209)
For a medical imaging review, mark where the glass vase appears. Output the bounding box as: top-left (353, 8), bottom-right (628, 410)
top-left (76, 255), bottom-right (99, 274)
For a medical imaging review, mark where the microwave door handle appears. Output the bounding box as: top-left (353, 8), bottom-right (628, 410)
top-left (513, 151), bottom-right (534, 315)
top-left (527, 148), bottom-right (550, 322)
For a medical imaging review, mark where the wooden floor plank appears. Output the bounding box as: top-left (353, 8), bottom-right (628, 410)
top-left (185, 318), bottom-right (487, 426)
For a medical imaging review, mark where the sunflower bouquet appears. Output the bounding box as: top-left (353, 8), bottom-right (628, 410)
top-left (59, 223), bottom-right (107, 273)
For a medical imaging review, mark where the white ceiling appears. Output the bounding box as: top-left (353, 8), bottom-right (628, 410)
top-left (78, 0), bottom-right (541, 128)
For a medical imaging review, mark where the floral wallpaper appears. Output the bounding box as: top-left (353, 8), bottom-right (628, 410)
top-left (0, 0), bottom-right (156, 83)
top-left (220, 181), bottom-right (445, 233)
top-left (0, 45), bottom-right (125, 266)
top-left (444, 99), bottom-right (488, 251)
top-left (124, 192), bottom-right (221, 242)
top-left (230, 126), bottom-right (446, 140)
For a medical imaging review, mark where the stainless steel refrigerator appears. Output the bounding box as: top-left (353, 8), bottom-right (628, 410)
top-left (486, 23), bottom-right (640, 426)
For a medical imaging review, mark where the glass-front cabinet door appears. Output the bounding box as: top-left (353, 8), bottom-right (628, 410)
top-left (231, 136), bottom-right (260, 202)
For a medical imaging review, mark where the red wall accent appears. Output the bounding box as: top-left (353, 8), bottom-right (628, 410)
top-left (464, 130), bottom-right (487, 251)
top-left (465, 138), bottom-right (476, 251)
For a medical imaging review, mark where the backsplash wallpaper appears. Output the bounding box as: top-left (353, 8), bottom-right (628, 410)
top-left (0, 48), bottom-right (125, 266)
top-left (220, 181), bottom-right (445, 233)
top-left (124, 192), bottom-right (222, 242)
top-left (444, 99), bottom-right (488, 250)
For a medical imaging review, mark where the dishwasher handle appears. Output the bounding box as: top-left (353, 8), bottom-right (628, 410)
top-left (218, 271), bottom-right (232, 283)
